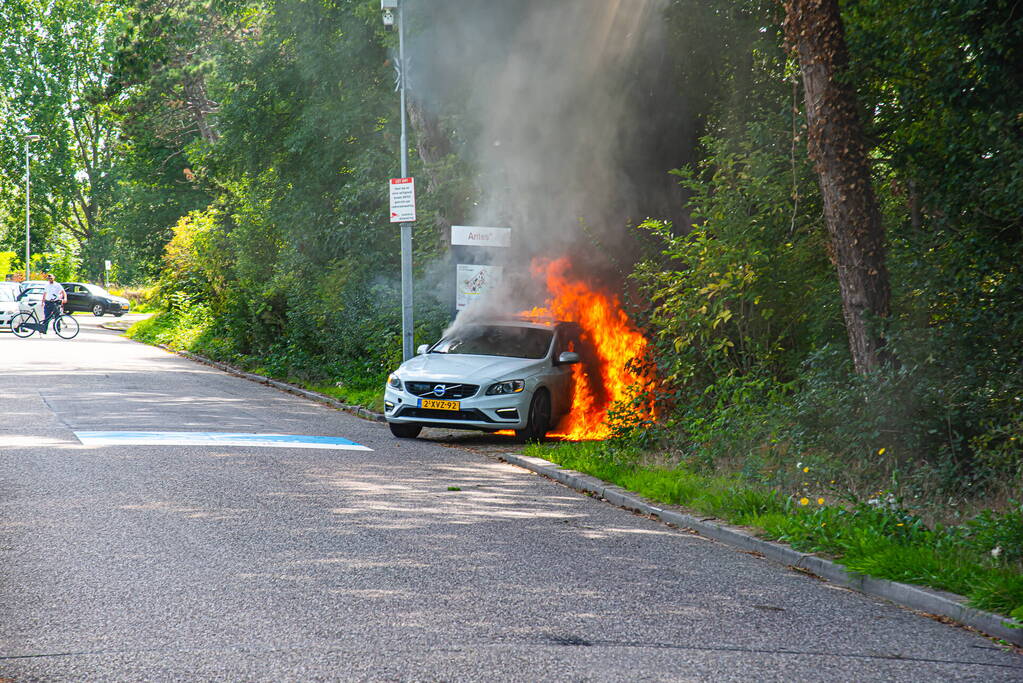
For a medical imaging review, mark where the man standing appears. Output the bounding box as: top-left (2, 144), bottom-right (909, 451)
top-left (41, 274), bottom-right (66, 334)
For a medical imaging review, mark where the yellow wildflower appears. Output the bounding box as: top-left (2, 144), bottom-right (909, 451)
top-left (878, 448), bottom-right (886, 455)
top-left (799, 497), bottom-right (809, 506)
top-left (817, 497), bottom-right (825, 505)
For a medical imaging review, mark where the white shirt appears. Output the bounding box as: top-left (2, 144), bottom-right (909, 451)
top-left (44, 282), bottom-right (66, 302)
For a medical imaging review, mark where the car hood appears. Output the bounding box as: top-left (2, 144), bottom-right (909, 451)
top-left (398, 353), bottom-right (546, 383)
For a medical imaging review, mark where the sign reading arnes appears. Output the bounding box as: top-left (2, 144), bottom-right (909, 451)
top-left (451, 225), bottom-right (511, 247)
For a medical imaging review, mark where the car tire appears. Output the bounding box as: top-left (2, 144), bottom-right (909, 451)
top-left (389, 422), bottom-right (422, 439)
top-left (516, 389), bottom-right (551, 443)
top-left (92, 304), bottom-right (104, 316)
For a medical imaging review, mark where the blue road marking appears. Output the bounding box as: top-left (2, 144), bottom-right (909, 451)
top-left (75, 431), bottom-right (372, 451)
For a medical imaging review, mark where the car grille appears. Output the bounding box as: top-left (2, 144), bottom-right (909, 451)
top-left (395, 407), bottom-right (495, 423)
top-left (404, 381), bottom-right (479, 399)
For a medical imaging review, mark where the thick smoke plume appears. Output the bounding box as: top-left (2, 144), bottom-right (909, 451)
top-left (407, 0), bottom-right (690, 319)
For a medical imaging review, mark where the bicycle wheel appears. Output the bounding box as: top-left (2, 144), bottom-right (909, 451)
top-left (10, 312), bottom-right (36, 338)
top-left (54, 314), bottom-right (80, 339)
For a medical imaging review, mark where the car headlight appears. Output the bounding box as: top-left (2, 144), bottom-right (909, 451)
top-left (387, 374), bottom-right (403, 390)
top-left (486, 379), bottom-right (525, 395)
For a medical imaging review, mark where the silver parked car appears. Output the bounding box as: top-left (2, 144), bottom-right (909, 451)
top-left (0, 285), bottom-right (20, 328)
top-left (384, 319), bottom-right (583, 441)
top-left (15, 283), bottom-right (45, 314)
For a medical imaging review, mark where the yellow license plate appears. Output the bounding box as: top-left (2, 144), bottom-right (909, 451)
top-left (419, 398), bottom-right (460, 410)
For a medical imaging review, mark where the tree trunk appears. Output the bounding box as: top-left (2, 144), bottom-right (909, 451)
top-left (183, 73), bottom-right (219, 144)
top-left (407, 97), bottom-right (454, 243)
top-left (784, 0), bottom-right (891, 374)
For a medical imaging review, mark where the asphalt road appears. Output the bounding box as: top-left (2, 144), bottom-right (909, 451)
top-left (1, 315), bottom-right (1021, 681)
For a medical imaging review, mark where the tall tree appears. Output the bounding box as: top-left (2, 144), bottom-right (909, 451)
top-left (107, 0), bottom-right (243, 147)
top-left (0, 0), bottom-right (127, 272)
top-left (784, 0), bottom-right (890, 373)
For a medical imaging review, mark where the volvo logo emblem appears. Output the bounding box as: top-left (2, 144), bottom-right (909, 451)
top-left (433, 384), bottom-right (447, 397)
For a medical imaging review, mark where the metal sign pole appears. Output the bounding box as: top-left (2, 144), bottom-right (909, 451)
top-left (23, 134), bottom-right (40, 281)
top-left (398, 1), bottom-right (414, 361)
top-left (24, 138), bottom-right (31, 281)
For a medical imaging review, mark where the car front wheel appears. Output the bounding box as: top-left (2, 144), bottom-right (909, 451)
top-left (92, 304), bottom-right (104, 316)
top-left (516, 389), bottom-right (551, 443)
top-left (389, 422), bottom-right (422, 439)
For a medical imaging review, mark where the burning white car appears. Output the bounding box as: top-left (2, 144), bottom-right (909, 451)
top-left (384, 319), bottom-right (582, 441)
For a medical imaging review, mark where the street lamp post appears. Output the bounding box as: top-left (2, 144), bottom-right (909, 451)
top-left (24, 134), bottom-right (40, 281)
top-left (382, 0), bottom-right (414, 361)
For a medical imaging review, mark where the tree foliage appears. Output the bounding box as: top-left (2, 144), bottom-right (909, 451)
top-left (0, 0), bottom-right (124, 273)
top-left (119, 0), bottom-right (448, 386)
top-left (634, 0), bottom-right (1022, 502)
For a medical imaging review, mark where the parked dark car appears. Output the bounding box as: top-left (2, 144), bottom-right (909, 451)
top-left (62, 282), bottom-right (130, 317)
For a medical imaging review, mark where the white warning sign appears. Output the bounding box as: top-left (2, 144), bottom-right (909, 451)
top-left (389, 177), bottom-right (416, 222)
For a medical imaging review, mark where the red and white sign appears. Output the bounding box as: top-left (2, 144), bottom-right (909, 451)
top-left (389, 177), bottom-right (416, 223)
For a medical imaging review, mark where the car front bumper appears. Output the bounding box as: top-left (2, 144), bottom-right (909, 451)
top-left (384, 385), bottom-right (532, 431)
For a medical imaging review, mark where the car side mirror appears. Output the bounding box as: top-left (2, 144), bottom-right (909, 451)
top-left (557, 351), bottom-right (581, 365)
top-left (417, 344), bottom-right (429, 355)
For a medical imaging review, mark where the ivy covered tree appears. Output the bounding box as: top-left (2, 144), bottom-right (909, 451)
top-left (784, 0), bottom-right (890, 374)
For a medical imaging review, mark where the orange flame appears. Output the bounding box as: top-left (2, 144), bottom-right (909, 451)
top-left (521, 257), bottom-right (655, 440)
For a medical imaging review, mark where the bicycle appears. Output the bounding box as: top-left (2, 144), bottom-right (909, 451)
top-left (10, 305), bottom-right (80, 339)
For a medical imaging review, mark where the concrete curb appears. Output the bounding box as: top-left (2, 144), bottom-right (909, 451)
top-left (156, 345), bottom-right (386, 423)
top-left (147, 342), bottom-right (1022, 646)
top-left (498, 452), bottom-right (1023, 647)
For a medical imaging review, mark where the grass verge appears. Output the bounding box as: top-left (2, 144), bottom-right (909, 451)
top-left (526, 439), bottom-right (1023, 622)
top-left (126, 311), bottom-right (385, 413)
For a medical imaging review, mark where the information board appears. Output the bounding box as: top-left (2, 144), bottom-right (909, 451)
top-left (456, 264), bottom-right (503, 310)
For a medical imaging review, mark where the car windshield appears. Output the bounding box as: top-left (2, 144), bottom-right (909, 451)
top-left (84, 284), bottom-right (110, 295)
top-left (430, 325), bottom-right (553, 359)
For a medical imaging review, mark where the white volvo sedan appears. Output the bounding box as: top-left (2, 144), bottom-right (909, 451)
top-left (384, 319), bottom-right (582, 441)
